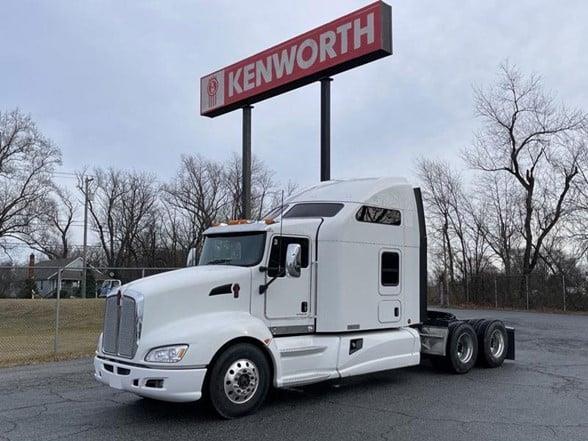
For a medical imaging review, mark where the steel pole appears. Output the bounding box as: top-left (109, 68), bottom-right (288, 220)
top-left (494, 277), bottom-right (498, 309)
top-left (242, 105), bottom-right (252, 219)
top-left (54, 269), bottom-right (62, 353)
top-left (81, 177), bottom-right (92, 298)
top-left (320, 78), bottom-right (332, 182)
top-left (562, 274), bottom-right (567, 312)
top-left (525, 274), bottom-right (530, 310)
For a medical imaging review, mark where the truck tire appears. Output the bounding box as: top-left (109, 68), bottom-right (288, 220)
top-left (467, 318), bottom-right (485, 332)
top-left (433, 321), bottom-right (478, 374)
top-left (477, 320), bottom-right (508, 368)
top-left (207, 343), bottom-right (270, 419)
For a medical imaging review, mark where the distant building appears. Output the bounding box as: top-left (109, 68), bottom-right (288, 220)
top-left (33, 256), bottom-right (106, 298)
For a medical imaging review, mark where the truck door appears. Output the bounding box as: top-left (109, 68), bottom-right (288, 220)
top-left (264, 235), bottom-right (312, 320)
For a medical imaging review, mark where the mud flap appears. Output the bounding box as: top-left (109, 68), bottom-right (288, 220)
top-left (506, 327), bottom-right (515, 360)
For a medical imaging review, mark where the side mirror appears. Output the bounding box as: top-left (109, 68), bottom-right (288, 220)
top-left (186, 248), bottom-right (197, 267)
top-left (285, 243), bottom-right (302, 278)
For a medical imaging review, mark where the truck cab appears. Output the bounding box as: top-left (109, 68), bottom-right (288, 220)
top-left (94, 178), bottom-right (512, 418)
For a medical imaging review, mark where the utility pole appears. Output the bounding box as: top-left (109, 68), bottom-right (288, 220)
top-left (81, 176), bottom-right (93, 299)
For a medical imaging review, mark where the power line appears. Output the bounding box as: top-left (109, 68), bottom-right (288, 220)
top-left (1, 242), bottom-right (104, 249)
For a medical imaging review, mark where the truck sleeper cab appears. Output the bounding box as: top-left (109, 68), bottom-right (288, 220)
top-left (94, 178), bottom-right (514, 418)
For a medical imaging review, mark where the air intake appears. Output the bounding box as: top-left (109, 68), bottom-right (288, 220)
top-left (102, 293), bottom-right (138, 359)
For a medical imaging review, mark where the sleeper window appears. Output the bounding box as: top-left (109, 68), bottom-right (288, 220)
top-left (268, 236), bottom-right (309, 277)
top-left (381, 252), bottom-right (400, 286)
top-left (356, 206), bottom-right (401, 225)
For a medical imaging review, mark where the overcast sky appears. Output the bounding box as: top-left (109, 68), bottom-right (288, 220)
top-left (2, 0), bottom-right (587, 191)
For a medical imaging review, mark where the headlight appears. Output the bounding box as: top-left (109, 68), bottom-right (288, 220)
top-left (145, 345), bottom-right (189, 363)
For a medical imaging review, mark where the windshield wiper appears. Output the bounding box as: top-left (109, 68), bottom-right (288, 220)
top-left (205, 259), bottom-right (233, 265)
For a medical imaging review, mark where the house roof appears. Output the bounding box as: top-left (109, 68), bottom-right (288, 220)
top-left (34, 257), bottom-right (106, 281)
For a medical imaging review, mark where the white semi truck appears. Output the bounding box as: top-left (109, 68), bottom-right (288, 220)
top-left (94, 178), bottom-right (514, 418)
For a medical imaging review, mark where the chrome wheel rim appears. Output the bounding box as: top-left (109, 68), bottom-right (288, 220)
top-left (223, 359), bottom-right (259, 404)
top-left (489, 329), bottom-right (505, 358)
top-left (456, 333), bottom-right (474, 364)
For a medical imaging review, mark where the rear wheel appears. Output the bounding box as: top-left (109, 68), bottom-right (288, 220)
top-left (477, 320), bottom-right (508, 368)
top-left (207, 343), bottom-right (270, 419)
top-left (432, 321), bottom-right (478, 374)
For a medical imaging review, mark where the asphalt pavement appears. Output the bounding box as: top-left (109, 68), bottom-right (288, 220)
top-left (0, 309), bottom-right (587, 441)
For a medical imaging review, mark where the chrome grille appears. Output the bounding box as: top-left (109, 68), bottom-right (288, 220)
top-left (102, 296), bottom-right (119, 354)
top-left (102, 294), bottom-right (138, 359)
top-left (118, 297), bottom-right (137, 358)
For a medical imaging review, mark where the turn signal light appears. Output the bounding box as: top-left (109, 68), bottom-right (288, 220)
top-left (227, 219), bottom-right (251, 225)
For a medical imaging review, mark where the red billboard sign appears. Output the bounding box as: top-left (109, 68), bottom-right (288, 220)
top-left (200, 1), bottom-right (392, 117)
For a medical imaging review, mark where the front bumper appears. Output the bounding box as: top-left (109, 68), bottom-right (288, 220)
top-left (94, 355), bottom-right (206, 402)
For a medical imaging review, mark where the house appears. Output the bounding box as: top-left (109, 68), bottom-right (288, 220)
top-left (33, 257), bottom-right (106, 298)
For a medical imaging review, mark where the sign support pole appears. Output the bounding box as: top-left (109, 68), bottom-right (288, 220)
top-left (320, 78), bottom-right (332, 182)
top-left (242, 105), bottom-right (253, 219)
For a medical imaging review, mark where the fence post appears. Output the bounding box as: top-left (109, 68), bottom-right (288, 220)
top-left (54, 269), bottom-right (62, 353)
top-left (494, 277), bottom-right (498, 309)
top-left (562, 274), bottom-right (567, 312)
top-left (525, 274), bottom-right (530, 310)
top-left (142, 268), bottom-right (146, 279)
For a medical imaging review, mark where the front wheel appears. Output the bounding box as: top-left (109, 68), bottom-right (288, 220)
top-left (207, 343), bottom-right (271, 419)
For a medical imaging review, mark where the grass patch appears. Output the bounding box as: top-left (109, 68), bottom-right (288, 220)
top-left (0, 299), bottom-right (105, 367)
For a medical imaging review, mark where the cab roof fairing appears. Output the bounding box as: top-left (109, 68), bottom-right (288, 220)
top-left (285, 178), bottom-right (415, 211)
top-left (203, 178), bottom-right (416, 236)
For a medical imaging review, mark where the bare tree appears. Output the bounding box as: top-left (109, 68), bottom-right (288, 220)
top-left (0, 110), bottom-right (61, 251)
top-left (417, 158), bottom-right (457, 287)
top-left (417, 158), bottom-right (492, 302)
top-left (161, 154), bottom-right (293, 261)
top-left (568, 161), bottom-right (588, 262)
top-left (161, 155), bottom-right (227, 253)
top-left (79, 167), bottom-right (159, 268)
top-left (463, 63), bottom-right (587, 279)
top-left (157, 203), bottom-right (194, 267)
top-left (21, 186), bottom-right (78, 259)
top-left (223, 153), bottom-right (278, 220)
top-left (267, 180), bottom-right (299, 216)
top-left (473, 172), bottom-right (521, 276)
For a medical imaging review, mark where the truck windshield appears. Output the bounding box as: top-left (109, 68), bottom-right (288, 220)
top-left (199, 232), bottom-right (266, 267)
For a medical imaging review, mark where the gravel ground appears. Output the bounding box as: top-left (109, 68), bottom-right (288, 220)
top-left (0, 309), bottom-right (587, 441)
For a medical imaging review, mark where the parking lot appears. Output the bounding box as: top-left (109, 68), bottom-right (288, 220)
top-left (0, 308), bottom-right (587, 441)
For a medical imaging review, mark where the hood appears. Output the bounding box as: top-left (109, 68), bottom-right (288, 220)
top-left (122, 265), bottom-right (253, 339)
top-left (124, 265), bottom-right (250, 298)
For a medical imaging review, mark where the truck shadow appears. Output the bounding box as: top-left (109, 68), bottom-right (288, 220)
top-left (117, 365), bottom-right (438, 422)
top-left (117, 361), bottom-right (516, 422)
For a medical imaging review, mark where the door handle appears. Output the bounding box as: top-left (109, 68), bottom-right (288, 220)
top-left (301, 301), bottom-right (308, 313)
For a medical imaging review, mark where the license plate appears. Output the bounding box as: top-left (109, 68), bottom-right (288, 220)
top-left (109, 376), bottom-right (123, 389)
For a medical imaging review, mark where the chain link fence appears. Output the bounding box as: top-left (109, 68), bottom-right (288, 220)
top-left (0, 265), bottom-right (179, 367)
top-left (428, 273), bottom-right (588, 312)
top-left (2, 263), bottom-right (586, 367)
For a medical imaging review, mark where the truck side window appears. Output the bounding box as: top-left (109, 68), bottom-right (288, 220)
top-left (381, 252), bottom-right (400, 286)
top-left (356, 206), bottom-right (401, 225)
top-left (268, 237), bottom-right (310, 277)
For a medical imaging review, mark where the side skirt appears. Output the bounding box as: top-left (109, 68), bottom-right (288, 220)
top-left (273, 328), bottom-right (421, 387)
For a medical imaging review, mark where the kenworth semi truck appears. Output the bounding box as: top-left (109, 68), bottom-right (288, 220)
top-left (94, 178), bottom-right (514, 418)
